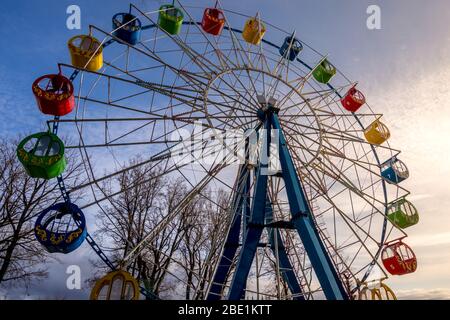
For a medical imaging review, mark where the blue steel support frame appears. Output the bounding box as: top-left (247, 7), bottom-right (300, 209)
top-left (226, 117), bottom-right (271, 300)
top-left (271, 113), bottom-right (348, 300)
top-left (221, 111), bottom-right (347, 300)
top-left (265, 196), bottom-right (304, 300)
top-left (207, 164), bottom-right (247, 300)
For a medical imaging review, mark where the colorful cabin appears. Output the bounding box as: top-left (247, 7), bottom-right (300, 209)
top-left (112, 13), bottom-right (142, 45)
top-left (242, 16), bottom-right (266, 45)
top-left (90, 270), bottom-right (140, 300)
top-left (364, 119), bottom-right (390, 145)
top-left (358, 282), bottom-right (397, 300)
top-left (381, 157), bottom-right (409, 184)
top-left (381, 240), bottom-right (417, 276)
top-left (68, 35), bottom-right (103, 71)
top-left (158, 4), bottom-right (184, 35)
top-left (17, 132), bottom-right (66, 179)
top-left (201, 8), bottom-right (225, 36)
top-left (35, 202), bottom-right (87, 254)
top-left (32, 74), bottom-right (75, 116)
top-left (341, 85), bottom-right (366, 112)
top-left (312, 59), bottom-right (336, 84)
top-left (387, 198), bottom-right (419, 229)
top-left (279, 36), bottom-right (303, 61)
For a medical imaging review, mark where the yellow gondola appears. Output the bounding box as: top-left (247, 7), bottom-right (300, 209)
top-left (364, 119), bottom-right (390, 145)
top-left (242, 15), bottom-right (266, 45)
top-left (358, 282), bottom-right (397, 300)
top-left (68, 35), bottom-right (103, 71)
top-left (90, 270), bottom-right (140, 300)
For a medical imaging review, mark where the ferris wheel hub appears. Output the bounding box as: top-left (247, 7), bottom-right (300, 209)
top-left (256, 96), bottom-right (280, 122)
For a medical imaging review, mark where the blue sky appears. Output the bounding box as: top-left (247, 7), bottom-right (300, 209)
top-left (1, 0), bottom-right (450, 299)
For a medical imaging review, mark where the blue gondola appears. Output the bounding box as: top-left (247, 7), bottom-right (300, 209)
top-left (381, 157), bottom-right (409, 184)
top-left (34, 202), bottom-right (87, 254)
top-left (112, 13), bottom-right (142, 45)
top-left (279, 36), bottom-right (303, 61)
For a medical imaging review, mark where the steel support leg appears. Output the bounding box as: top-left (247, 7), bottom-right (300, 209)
top-left (227, 118), bottom-right (271, 300)
top-left (207, 165), bottom-right (248, 300)
top-left (272, 113), bottom-right (347, 300)
top-left (266, 197), bottom-right (304, 300)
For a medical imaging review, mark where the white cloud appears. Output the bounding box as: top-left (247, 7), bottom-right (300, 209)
top-left (396, 288), bottom-right (450, 300)
top-left (407, 232), bottom-right (450, 248)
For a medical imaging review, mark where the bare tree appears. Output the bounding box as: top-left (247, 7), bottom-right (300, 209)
top-left (0, 138), bottom-right (84, 287)
top-left (95, 157), bottom-right (190, 297)
top-left (178, 189), bottom-right (230, 299)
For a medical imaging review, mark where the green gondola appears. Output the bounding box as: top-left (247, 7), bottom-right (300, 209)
top-left (387, 198), bottom-right (419, 229)
top-left (312, 59), bottom-right (336, 84)
top-left (158, 4), bottom-right (184, 35)
top-left (17, 132), bottom-right (66, 179)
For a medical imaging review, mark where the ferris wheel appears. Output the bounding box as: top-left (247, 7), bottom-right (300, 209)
top-left (18, 1), bottom-right (420, 300)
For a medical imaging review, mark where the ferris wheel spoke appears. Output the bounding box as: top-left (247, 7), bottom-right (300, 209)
top-left (62, 65), bottom-right (209, 115)
top-left (295, 170), bottom-right (385, 271)
top-left (309, 158), bottom-right (385, 209)
top-left (91, 25), bottom-right (209, 91)
top-left (75, 96), bottom-right (206, 130)
top-left (176, 1), bottom-right (242, 72)
top-left (286, 142), bottom-right (386, 224)
top-left (121, 161), bottom-right (234, 265)
top-left (133, 4), bottom-right (232, 77)
top-left (298, 177), bottom-right (395, 275)
top-left (49, 114), bottom-right (255, 125)
top-left (288, 127), bottom-right (381, 208)
top-left (265, 44), bottom-right (295, 98)
top-left (238, 40), bottom-right (275, 99)
top-left (321, 133), bottom-right (399, 154)
top-left (278, 115), bottom-right (322, 133)
top-left (319, 144), bottom-right (381, 171)
top-left (280, 89), bottom-right (337, 115)
top-left (214, 66), bottom-right (264, 109)
top-left (219, 9), bottom-right (259, 69)
top-left (103, 59), bottom-right (207, 97)
top-left (71, 125), bottom-right (216, 194)
top-left (276, 75), bottom-right (313, 108)
top-left (208, 67), bottom-right (264, 109)
top-left (74, 71), bottom-right (257, 122)
top-left (79, 142), bottom-right (208, 209)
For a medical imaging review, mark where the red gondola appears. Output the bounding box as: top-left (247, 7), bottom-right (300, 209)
top-left (202, 7), bottom-right (225, 36)
top-left (341, 85), bottom-right (365, 112)
top-left (32, 74), bottom-right (75, 116)
top-left (381, 239), bottom-right (417, 276)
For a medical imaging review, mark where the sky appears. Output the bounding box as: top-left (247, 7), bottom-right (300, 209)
top-left (1, 0), bottom-right (450, 300)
